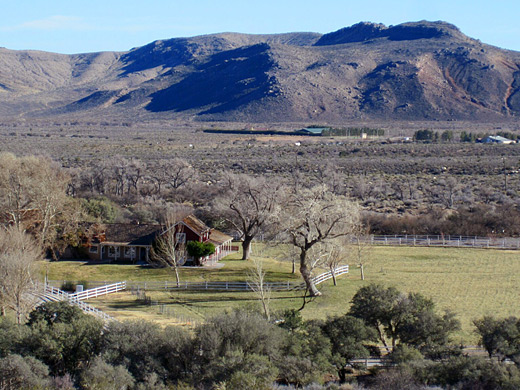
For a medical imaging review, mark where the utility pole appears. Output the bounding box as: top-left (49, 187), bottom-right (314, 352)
top-left (503, 157), bottom-right (508, 194)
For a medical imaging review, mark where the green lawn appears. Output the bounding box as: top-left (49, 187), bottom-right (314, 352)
top-left (41, 245), bottom-right (520, 343)
top-left (42, 246), bottom-right (300, 284)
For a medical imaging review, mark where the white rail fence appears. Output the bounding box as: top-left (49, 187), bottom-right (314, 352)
top-left (32, 283), bottom-right (118, 322)
top-left (358, 235), bottom-right (520, 249)
top-left (205, 250), bottom-right (236, 265)
top-left (312, 265), bottom-right (349, 285)
top-left (47, 265), bottom-right (350, 293)
top-left (69, 282), bottom-right (126, 301)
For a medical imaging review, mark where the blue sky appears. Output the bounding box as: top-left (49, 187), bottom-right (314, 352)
top-left (1, 0), bottom-right (518, 54)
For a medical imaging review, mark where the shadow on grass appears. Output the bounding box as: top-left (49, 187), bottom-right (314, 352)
top-left (102, 301), bottom-right (153, 310)
top-left (78, 261), bottom-right (146, 266)
top-left (167, 292), bottom-right (302, 305)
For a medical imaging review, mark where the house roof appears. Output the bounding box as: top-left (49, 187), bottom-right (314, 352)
top-left (298, 127), bottom-right (329, 134)
top-left (482, 135), bottom-right (514, 143)
top-left (89, 215), bottom-right (227, 248)
top-left (181, 214), bottom-right (210, 235)
top-left (209, 229), bottom-right (233, 246)
top-left (102, 223), bottom-right (163, 246)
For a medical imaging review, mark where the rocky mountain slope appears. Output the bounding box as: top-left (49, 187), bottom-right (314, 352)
top-left (0, 21), bottom-right (519, 122)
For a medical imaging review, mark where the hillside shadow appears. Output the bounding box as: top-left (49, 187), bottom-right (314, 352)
top-left (146, 44), bottom-right (273, 113)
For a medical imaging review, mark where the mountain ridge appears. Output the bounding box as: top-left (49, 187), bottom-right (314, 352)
top-left (0, 20), bottom-right (519, 123)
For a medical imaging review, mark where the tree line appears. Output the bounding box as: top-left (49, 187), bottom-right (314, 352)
top-left (414, 129), bottom-right (520, 143)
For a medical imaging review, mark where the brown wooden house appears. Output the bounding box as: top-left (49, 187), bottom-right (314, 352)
top-left (85, 223), bottom-right (162, 263)
top-left (83, 215), bottom-right (234, 265)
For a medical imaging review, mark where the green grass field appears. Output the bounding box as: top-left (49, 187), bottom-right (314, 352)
top-left (41, 245), bottom-right (520, 343)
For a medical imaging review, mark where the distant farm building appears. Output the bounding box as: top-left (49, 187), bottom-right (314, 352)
top-left (479, 135), bottom-right (515, 144)
top-left (294, 127), bottom-right (330, 136)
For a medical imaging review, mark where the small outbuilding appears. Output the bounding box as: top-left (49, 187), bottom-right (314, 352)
top-left (294, 127), bottom-right (330, 136)
top-left (479, 135), bottom-right (515, 144)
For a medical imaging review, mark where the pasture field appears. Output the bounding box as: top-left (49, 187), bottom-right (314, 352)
top-left (42, 245), bottom-right (520, 343)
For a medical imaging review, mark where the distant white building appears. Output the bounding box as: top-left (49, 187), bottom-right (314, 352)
top-left (480, 135), bottom-right (515, 144)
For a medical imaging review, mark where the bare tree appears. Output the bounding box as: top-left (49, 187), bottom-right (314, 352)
top-left (112, 157), bottom-right (129, 197)
top-left (31, 162), bottom-right (70, 251)
top-left (286, 245), bottom-right (300, 274)
top-left (165, 158), bottom-right (195, 190)
top-left (150, 207), bottom-right (191, 287)
top-left (65, 167), bottom-right (81, 197)
top-left (283, 185), bottom-right (360, 296)
top-left (313, 162), bottom-right (345, 195)
top-left (126, 159), bottom-right (146, 196)
top-left (216, 173), bottom-right (285, 260)
top-left (350, 226), bottom-right (373, 281)
top-left (320, 240), bottom-right (349, 286)
top-left (0, 153), bottom-right (35, 230)
top-left (148, 161), bottom-right (171, 195)
top-left (391, 180), bottom-right (406, 201)
top-left (247, 258), bottom-right (271, 321)
top-left (350, 177), bottom-right (375, 202)
top-left (0, 153), bottom-right (70, 255)
top-left (0, 227), bottom-right (42, 323)
top-left (438, 177), bottom-right (463, 209)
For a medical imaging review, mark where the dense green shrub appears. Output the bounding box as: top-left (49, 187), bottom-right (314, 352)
top-left (186, 240), bottom-right (215, 264)
top-left (80, 356), bottom-right (134, 390)
top-left (3, 289), bottom-right (520, 389)
top-left (22, 302), bottom-right (104, 377)
top-left (414, 129), bottom-right (438, 142)
top-left (0, 354), bottom-right (50, 390)
top-left (349, 284), bottom-right (460, 357)
top-left (102, 320), bottom-right (191, 383)
top-left (81, 197), bottom-right (120, 223)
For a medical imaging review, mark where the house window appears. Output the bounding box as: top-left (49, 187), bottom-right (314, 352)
top-left (176, 233), bottom-right (186, 244)
top-left (124, 247), bottom-right (136, 258)
top-left (89, 245), bottom-right (98, 254)
top-left (108, 246), bottom-right (120, 258)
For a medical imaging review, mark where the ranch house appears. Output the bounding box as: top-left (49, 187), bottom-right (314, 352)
top-left (82, 215), bottom-right (234, 265)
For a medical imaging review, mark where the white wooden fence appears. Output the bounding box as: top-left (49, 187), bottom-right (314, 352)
top-left (312, 265), bottom-right (349, 285)
top-left (69, 282), bottom-right (126, 301)
top-left (358, 235), bottom-right (520, 249)
top-left (33, 283), bottom-right (118, 322)
top-left (48, 265), bottom-right (350, 293)
top-left (205, 250), bottom-right (237, 265)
